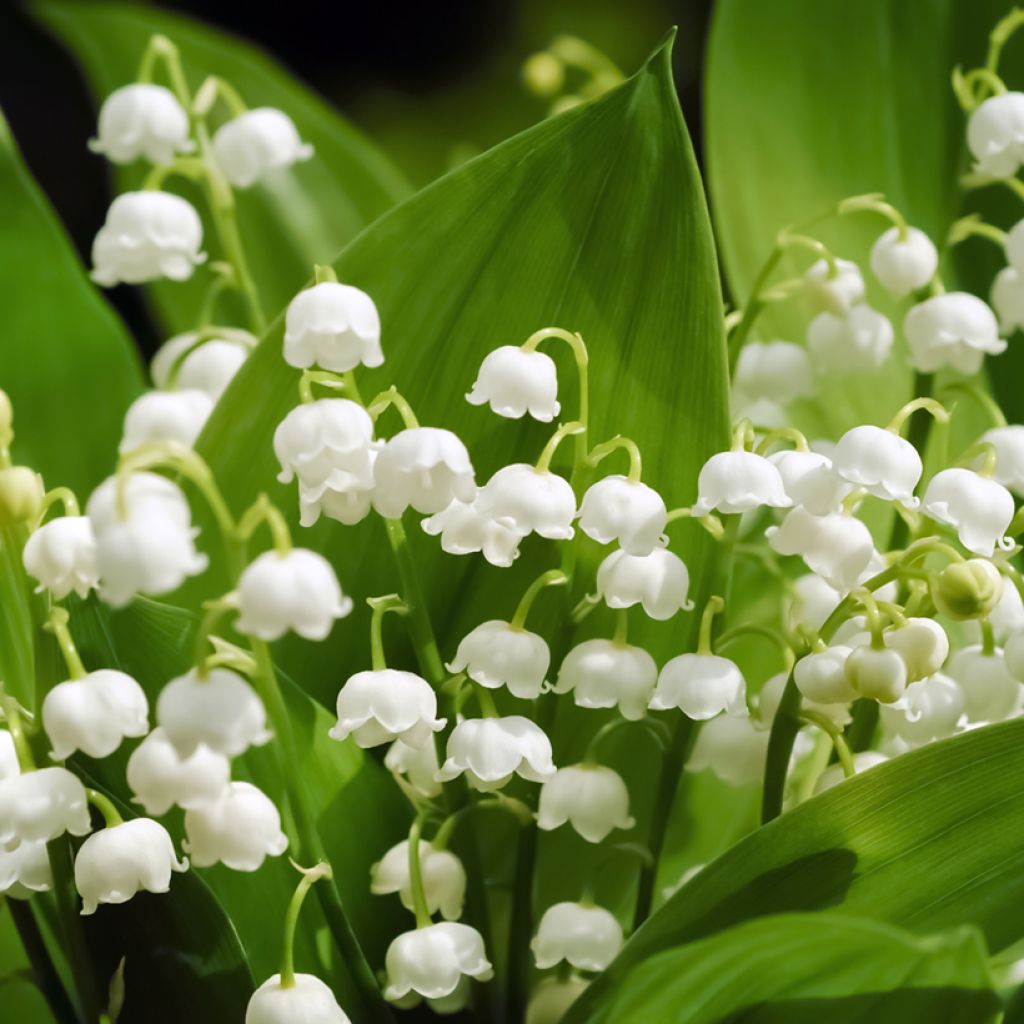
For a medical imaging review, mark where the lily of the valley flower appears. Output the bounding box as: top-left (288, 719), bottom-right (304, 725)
top-left (22, 516), bottom-right (100, 600)
top-left (577, 476), bottom-right (667, 555)
top-left (921, 467), bottom-right (1014, 557)
top-left (869, 227), bottom-right (938, 298)
top-left (794, 646), bottom-right (858, 704)
top-left (594, 548), bottom-right (693, 621)
top-left (372, 428), bottom-right (475, 518)
top-left (283, 282), bottom-right (382, 373)
top-left (119, 389), bottom-right (213, 454)
top-left (878, 673), bottom-right (965, 746)
top-left (844, 645), bottom-right (908, 703)
top-left (0, 767), bottom-right (92, 846)
top-left (804, 257), bottom-right (865, 314)
top-left (832, 424), bottom-right (922, 506)
top-left (807, 304), bottom-right (894, 373)
top-left (649, 653), bottom-right (747, 720)
top-left (885, 618), bottom-right (950, 682)
top-left (967, 91), bottom-right (1024, 178)
top-left (475, 463), bottom-right (576, 540)
top-left (151, 328), bottom-right (257, 399)
top-left (687, 712), bottom-right (770, 787)
top-left (385, 738), bottom-right (442, 798)
top-left (91, 191), bottom-right (206, 286)
top-left (981, 424), bottom-right (1024, 494)
top-left (767, 507), bottom-right (875, 592)
top-left (0, 840), bottom-right (52, 899)
top-left (183, 781), bottom-right (288, 871)
top-left (75, 817), bottom-right (187, 915)
top-left (245, 974), bottom-right (351, 1024)
top-left (693, 450), bottom-right (790, 516)
top-left (530, 901), bottom-right (623, 972)
top-left (211, 108), bottom-right (313, 188)
top-left (767, 450), bottom-right (851, 516)
top-left (945, 645), bottom-right (1022, 723)
top-left (436, 716), bottom-right (556, 791)
top-left (466, 346), bottom-right (560, 422)
top-left (733, 340), bottom-right (815, 406)
top-left (537, 764), bottom-right (635, 843)
top-left (331, 669), bottom-right (445, 749)
top-left (448, 620), bottom-right (550, 700)
top-left (903, 293), bottom-right (1007, 375)
top-left (89, 83), bottom-right (192, 165)
top-left (385, 923), bottom-right (493, 1003)
top-left (421, 499), bottom-right (522, 567)
top-left (127, 727), bottom-right (231, 816)
top-left (371, 840), bottom-right (466, 921)
top-left (553, 639), bottom-right (658, 720)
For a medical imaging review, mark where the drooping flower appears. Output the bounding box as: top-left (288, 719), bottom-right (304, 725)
top-left (594, 548), bottom-right (693, 621)
top-left (733, 340), bottom-right (815, 406)
top-left (466, 346), bottom-right (560, 421)
top-left (448, 621), bottom-right (550, 700)
top-left (183, 782), bottom-right (288, 871)
top-left (767, 450), bottom-right (851, 516)
top-left (150, 328), bottom-right (257, 400)
top-left (807, 304), bottom-right (894, 373)
top-left (246, 974), bottom-right (351, 1024)
top-left (903, 293), bottom-right (1006, 375)
top-left (475, 464), bottom-right (576, 540)
top-left (0, 839), bottom-right (52, 899)
top-left (330, 669), bottom-right (445, 749)
top-left (126, 727), bottom-right (231, 816)
top-left (0, 767), bottom-right (92, 847)
top-left (884, 618), bottom-right (949, 682)
top-left (283, 282), bottom-right (382, 373)
top-left (372, 428), bottom-right (476, 518)
top-left (945, 646), bottom-right (1022, 723)
top-left (91, 191), bottom-right (206, 286)
top-left (649, 653), bottom-right (746, 720)
top-left (421, 499), bottom-right (522, 567)
top-left (436, 716), bottom-right (556, 791)
top-left (537, 764), bottom-right (635, 843)
top-left (844, 645), bottom-right (908, 703)
top-left (531, 902), bottom-right (623, 972)
top-left (967, 91), bottom-right (1024, 178)
top-left (384, 923), bottom-right (493, 1003)
top-left (832, 424), bottom-right (922, 506)
top-left (42, 669), bottom-right (148, 761)
top-left (371, 840), bottom-right (466, 921)
top-left (89, 83), bottom-right (192, 165)
top-left (75, 818), bottom-right (187, 915)
top-left (980, 424), bottom-right (1024, 495)
top-left (577, 476), bottom-right (667, 555)
top-left (385, 738), bottom-right (442, 798)
top-left (878, 673), bottom-right (965, 747)
top-left (990, 266), bottom-right (1024, 333)
top-left (794, 646), bottom-right (858, 705)
top-left (687, 713), bottom-right (770, 787)
top-left (553, 639), bottom-right (658, 720)
top-left (119, 389), bottom-right (213, 454)
top-left (803, 258), bottom-right (865, 314)
top-left (211, 108), bottom-right (313, 188)
top-left (22, 516), bottom-right (100, 600)
top-left (921, 467), bottom-right (1014, 557)
top-left (692, 451), bottom-right (790, 516)
top-left (766, 507), bottom-right (875, 592)
top-left (869, 227), bottom-right (938, 298)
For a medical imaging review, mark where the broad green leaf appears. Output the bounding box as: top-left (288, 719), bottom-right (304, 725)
top-left (34, 0), bottom-right (411, 337)
top-left (0, 111), bottom-right (142, 496)
top-left (0, 905), bottom-right (58, 1023)
top-left (567, 718), bottom-right (1024, 1022)
top-left (704, 0), bottom-right (1004, 440)
top-left (593, 914), bottom-right (997, 1024)
top-left (69, 596), bottom-right (409, 1015)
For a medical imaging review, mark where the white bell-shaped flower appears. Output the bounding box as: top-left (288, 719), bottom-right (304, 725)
top-left (371, 840), bottom-right (466, 921)
top-left (981, 425), bottom-right (1024, 494)
top-left (0, 731), bottom-right (18, 780)
top-left (921, 468), bottom-right (1014, 557)
top-left (151, 328), bottom-right (257, 399)
top-left (807, 304), bottom-right (894, 373)
top-left (23, 516), bottom-right (99, 599)
top-left (211, 108), bottom-right (313, 188)
top-left (531, 902), bottom-right (622, 972)
top-left (577, 476), bottom-right (667, 555)
top-left (814, 751), bottom-right (888, 794)
top-left (767, 507), bottom-right (874, 592)
top-left (86, 471), bottom-right (208, 607)
top-left (553, 639), bottom-right (657, 720)
top-left (448, 621), bottom-right (550, 700)
top-left (844, 645), bottom-right (907, 703)
top-left (991, 266), bottom-right (1024, 333)
top-left (436, 716), bottom-right (556, 791)
top-left (384, 922), bottom-right (493, 1002)
top-left (979, 580), bottom-right (1024, 644)
top-left (127, 727), bottom-right (231, 816)
top-left (649, 653), bottom-right (746, 719)
top-left (594, 548), bottom-right (693, 621)
top-left (688, 712), bottom-right (769, 786)
top-left (787, 574), bottom-right (842, 632)
top-left (804, 258), bottom-right (865, 315)
top-left (0, 839), bottom-right (52, 899)
top-left (421, 499), bottom-right (522, 567)
top-left (903, 293), bottom-right (1006, 375)
top-left (475, 464), bottom-right (576, 540)
top-left (331, 669), bottom-right (444, 749)
top-left (283, 282), bottom-right (382, 373)
top-left (869, 227), bottom-right (938, 298)
top-left (692, 450), bottom-right (790, 516)
top-left (119, 388), bottom-right (213, 454)
top-left (236, 548), bottom-right (352, 641)
top-left (537, 764), bottom-right (634, 843)
top-left (467, 346), bottom-right (560, 421)
top-left (183, 781), bottom-right (288, 871)
top-left (768, 450), bottom-right (851, 516)
top-left (0, 767), bottom-right (91, 846)
top-left (525, 976), bottom-right (589, 1024)
top-left (878, 672), bottom-right (964, 746)
top-left (156, 668), bottom-right (271, 758)
top-left (91, 191), bottom-right (205, 286)
top-left (945, 646), bottom-right (1022, 723)
top-left (794, 646), bottom-right (858, 704)
top-left (385, 738), bottom-right (442, 798)
top-left (75, 817), bottom-right (187, 915)
top-left (246, 974), bottom-right (350, 1024)
top-left (372, 428), bottom-right (475, 518)
top-left (43, 669), bottom-right (148, 761)
top-left (733, 340), bottom-right (815, 406)
top-left (89, 83), bottom-right (192, 165)
top-left (274, 399), bottom-right (377, 528)
top-left (832, 425), bottom-right (922, 506)
top-left (967, 91), bottom-right (1024, 178)
top-left (885, 618), bottom-right (949, 682)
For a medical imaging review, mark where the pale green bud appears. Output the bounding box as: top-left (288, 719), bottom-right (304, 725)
top-left (523, 52), bottom-right (565, 98)
top-left (930, 558), bottom-right (1003, 620)
top-left (0, 466), bottom-right (43, 527)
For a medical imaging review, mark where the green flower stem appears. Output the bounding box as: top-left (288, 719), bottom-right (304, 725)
top-left (7, 900), bottom-right (78, 1024)
top-left (192, 597), bottom-right (236, 675)
top-left (715, 623), bottom-right (795, 669)
top-left (521, 327), bottom-right (589, 465)
top-left (367, 595), bottom-right (409, 671)
top-left (754, 427), bottom-right (810, 455)
top-left (407, 812), bottom-right (434, 929)
top-left (838, 192), bottom-right (909, 240)
top-left (987, 8), bottom-right (1024, 77)
top-left (509, 569), bottom-right (568, 631)
top-left (535, 421), bottom-right (586, 473)
top-left (297, 369), bottom-right (349, 404)
top-left (612, 607), bottom-right (629, 646)
top-left (45, 607), bottom-right (87, 681)
top-left (981, 618), bottom-right (997, 657)
top-left (367, 387), bottom-right (420, 431)
top-left (86, 789), bottom-right (124, 828)
top-left (888, 372), bottom-right (934, 550)
top-left (761, 671), bottom-right (802, 823)
top-left (237, 494), bottom-right (292, 556)
top-left (431, 797), bottom-right (531, 851)
top-left (35, 486), bottom-right (79, 523)
top-left (586, 435), bottom-right (643, 483)
top-left (947, 214), bottom-right (1007, 249)
top-left (475, 685), bottom-right (499, 718)
top-left (799, 709), bottom-right (855, 778)
top-left (192, 75), bottom-right (248, 119)
top-left (0, 693), bottom-right (35, 771)
top-left (885, 396), bottom-right (950, 435)
top-left (280, 862), bottom-right (332, 988)
top-left (696, 595), bottom-right (725, 656)
top-left (314, 264), bottom-right (338, 285)
top-left (249, 639), bottom-right (391, 1020)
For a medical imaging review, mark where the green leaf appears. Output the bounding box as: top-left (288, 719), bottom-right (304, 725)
top-left (33, 0), bottom-right (411, 337)
top-left (195, 32), bottom-right (729, 705)
top-left (592, 913), bottom-right (998, 1024)
top-left (704, 0), bottom-right (1004, 438)
top-left (567, 718), bottom-right (1024, 1022)
top-left (0, 111), bottom-right (142, 496)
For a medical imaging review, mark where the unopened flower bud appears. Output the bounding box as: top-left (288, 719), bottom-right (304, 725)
top-left (0, 466), bottom-right (43, 527)
top-left (930, 559), bottom-right (1004, 620)
top-left (523, 53), bottom-right (565, 97)
top-left (844, 645), bottom-right (907, 703)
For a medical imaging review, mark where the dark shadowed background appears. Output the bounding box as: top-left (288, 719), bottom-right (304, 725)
top-left (0, 0), bottom-right (713, 355)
